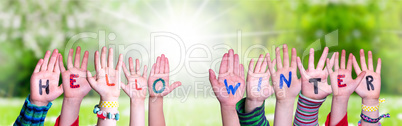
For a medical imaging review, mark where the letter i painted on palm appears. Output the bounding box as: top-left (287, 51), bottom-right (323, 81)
top-left (257, 77), bottom-right (262, 91)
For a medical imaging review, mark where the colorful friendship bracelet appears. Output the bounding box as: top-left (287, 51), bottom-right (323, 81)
top-left (361, 98), bottom-right (385, 112)
top-left (99, 101), bottom-right (119, 108)
top-left (93, 105), bottom-right (120, 121)
top-left (360, 113), bottom-right (390, 123)
top-left (358, 120), bottom-right (381, 126)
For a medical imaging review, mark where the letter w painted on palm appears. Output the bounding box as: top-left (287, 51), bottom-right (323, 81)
top-left (224, 79), bottom-right (241, 95)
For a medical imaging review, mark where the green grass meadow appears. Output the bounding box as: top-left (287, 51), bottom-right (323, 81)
top-left (1, 95), bottom-right (401, 125)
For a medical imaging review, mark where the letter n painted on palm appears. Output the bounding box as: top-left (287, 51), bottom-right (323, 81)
top-left (224, 79), bottom-right (240, 95)
top-left (280, 72), bottom-right (292, 89)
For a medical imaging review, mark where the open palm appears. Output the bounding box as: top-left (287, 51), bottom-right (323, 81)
top-left (122, 58), bottom-right (148, 99)
top-left (246, 53), bottom-right (272, 102)
top-left (209, 49), bottom-right (245, 106)
top-left (353, 49), bottom-right (381, 99)
top-left (148, 54), bottom-right (181, 97)
top-left (59, 47), bottom-right (91, 99)
top-left (30, 49), bottom-right (63, 106)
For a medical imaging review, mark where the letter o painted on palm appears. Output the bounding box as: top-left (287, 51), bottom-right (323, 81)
top-left (153, 78), bottom-right (166, 93)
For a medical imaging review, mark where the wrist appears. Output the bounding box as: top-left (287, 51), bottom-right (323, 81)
top-left (333, 95), bottom-right (350, 102)
top-left (245, 98), bottom-right (264, 105)
top-left (362, 98), bottom-right (379, 106)
top-left (101, 96), bottom-right (119, 102)
top-left (276, 98), bottom-right (295, 105)
top-left (29, 97), bottom-right (49, 106)
top-left (131, 98), bottom-right (145, 104)
top-left (220, 103), bottom-right (236, 110)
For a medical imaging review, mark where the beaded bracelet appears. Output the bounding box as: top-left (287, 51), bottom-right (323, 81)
top-left (361, 98), bottom-right (385, 112)
top-left (99, 101), bottom-right (119, 108)
top-left (360, 113), bottom-right (390, 123)
top-left (93, 105), bottom-right (120, 121)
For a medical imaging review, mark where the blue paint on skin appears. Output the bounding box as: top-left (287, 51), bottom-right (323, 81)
top-left (153, 78), bottom-right (166, 93)
top-left (279, 71), bottom-right (292, 89)
top-left (257, 77), bottom-right (262, 91)
top-left (224, 79), bottom-right (241, 95)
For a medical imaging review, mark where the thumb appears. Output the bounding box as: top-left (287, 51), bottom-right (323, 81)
top-left (209, 69), bottom-right (219, 86)
top-left (353, 71), bottom-right (366, 88)
top-left (86, 70), bottom-right (97, 88)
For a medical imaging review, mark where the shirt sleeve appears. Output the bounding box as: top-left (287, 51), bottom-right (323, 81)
top-left (236, 98), bottom-right (270, 126)
top-left (54, 115), bottom-right (79, 126)
top-left (325, 112), bottom-right (348, 126)
top-left (14, 94), bottom-right (52, 126)
top-left (293, 93), bottom-right (326, 126)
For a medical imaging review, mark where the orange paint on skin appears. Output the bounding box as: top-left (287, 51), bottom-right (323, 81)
top-left (106, 74), bottom-right (115, 86)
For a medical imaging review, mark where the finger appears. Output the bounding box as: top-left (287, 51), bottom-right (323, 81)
top-left (255, 54), bottom-right (263, 73)
top-left (291, 48), bottom-right (297, 68)
top-left (95, 51), bottom-right (100, 72)
top-left (326, 58), bottom-right (333, 74)
top-left (74, 46), bottom-right (81, 68)
top-left (228, 49), bottom-right (234, 73)
top-left (347, 53), bottom-right (353, 71)
top-left (121, 81), bottom-right (127, 92)
top-left (160, 54), bottom-right (165, 74)
top-left (209, 69), bottom-right (219, 86)
top-left (234, 54), bottom-right (239, 76)
top-left (101, 47), bottom-right (106, 69)
top-left (352, 55), bottom-right (362, 75)
top-left (47, 49), bottom-right (59, 71)
top-left (267, 54), bottom-right (275, 74)
top-left (116, 54), bottom-right (123, 71)
top-left (136, 59), bottom-right (141, 75)
top-left (340, 50), bottom-right (346, 69)
top-left (297, 57), bottom-right (307, 77)
top-left (86, 70), bottom-right (97, 87)
top-left (260, 53), bottom-right (269, 73)
top-left (308, 48), bottom-right (315, 70)
top-left (57, 84), bottom-right (64, 97)
top-left (248, 58), bottom-right (255, 74)
top-left (122, 62), bottom-right (131, 78)
top-left (327, 52), bottom-right (336, 69)
top-left (58, 54), bottom-right (66, 73)
top-left (335, 52), bottom-right (339, 71)
top-left (165, 58), bottom-right (169, 74)
top-left (219, 53), bottom-right (228, 74)
top-left (150, 64), bottom-right (155, 76)
top-left (317, 47), bottom-right (328, 70)
top-left (54, 55), bottom-right (60, 73)
top-left (167, 81), bottom-right (182, 93)
top-left (283, 44), bottom-right (289, 68)
top-left (354, 71), bottom-right (367, 86)
top-left (271, 59), bottom-right (276, 73)
top-left (129, 57), bottom-right (135, 75)
top-left (108, 48), bottom-right (114, 68)
top-left (240, 64), bottom-right (245, 80)
top-left (155, 56), bottom-right (160, 74)
top-left (360, 49), bottom-right (368, 71)
top-left (81, 51), bottom-right (89, 70)
top-left (368, 51), bottom-right (374, 71)
top-left (34, 59), bottom-right (44, 73)
top-left (41, 51), bottom-right (51, 71)
top-left (275, 47), bottom-right (283, 69)
top-left (376, 58), bottom-right (381, 74)
top-left (143, 65), bottom-right (148, 78)
top-left (67, 49), bottom-right (74, 69)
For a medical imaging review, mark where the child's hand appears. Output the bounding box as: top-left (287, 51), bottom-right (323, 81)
top-left (327, 50), bottom-right (366, 98)
top-left (122, 57), bottom-right (148, 100)
top-left (353, 49), bottom-right (381, 100)
top-left (246, 53), bottom-right (272, 102)
top-left (148, 54), bottom-right (181, 97)
top-left (59, 47), bottom-right (91, 99)
top-left (30, 49), bottom-right (63, 106)
top-left (269, 45), bottom-right (300, 101)
top-left (297, 47), bottom-right (334, 100)
top-left (209, 49), bottom-right (245, 107)
top-left (87, 47), bottom-right (123, 101)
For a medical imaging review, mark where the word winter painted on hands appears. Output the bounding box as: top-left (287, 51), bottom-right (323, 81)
top-left (135, 79), bottom-right (142, 90)
top-left (39, 79), bottom-right (49, 95)
top-left (70, 74), bottom-right (80, 88)
top-left (257, 77), bottom-right (262, 91)
top-left (366, 75), bottom-right (374, 91)
top-left (224, 79), bottom-right (241, 95)
top-left (153, 78), bottom-right (166, 93)
top-left (105, 74), bottom-right (115, 86)
top-left (279, 72), bottom-right (292, 89)
top-left (309, 78), bottom-right (321, 94)
top-left (337, 75), bottom-right (346, 87)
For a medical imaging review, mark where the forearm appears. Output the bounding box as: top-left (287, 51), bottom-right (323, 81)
top-left (14, 95), bottom-right (52, 126)
top-left (274, 99), bottom-right (295, 126)
top-left (97, 97), bottom-right (119, 126)
top-left (329, 96), bottom-right (349, 126)
top-left (221, 104), bottom-right (240, 126)
top-left (59, 97), bottom-right (82, 126)
top-left (130, 99), bottom-right (145, 126)
top-left (148, 97), bottom-right (165, 126)
top-left (361, 98), bottom-right (379, 126)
